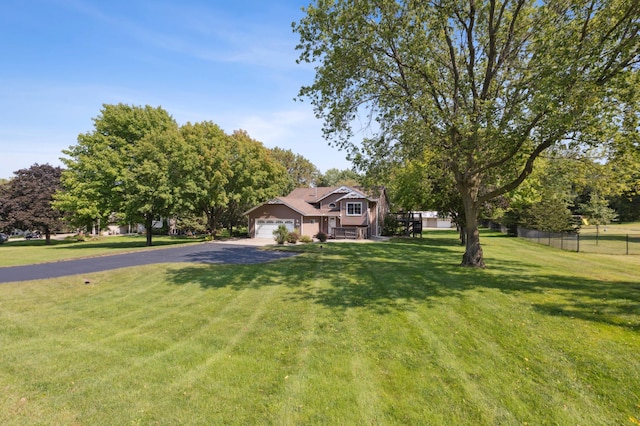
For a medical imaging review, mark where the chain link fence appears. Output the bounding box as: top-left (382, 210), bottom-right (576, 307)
top-left (484, 221), bottom-right (640, 255)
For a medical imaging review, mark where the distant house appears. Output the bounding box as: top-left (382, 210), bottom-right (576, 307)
top-left (419, 211), bottom-right (453, 229)
top-left (244, 186), bottom-right (390, 239)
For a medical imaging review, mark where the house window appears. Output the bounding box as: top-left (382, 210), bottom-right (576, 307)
top-left (328, 203), bottom-right (336, 209)
top-left (346, 202), bottom-right (362, 216)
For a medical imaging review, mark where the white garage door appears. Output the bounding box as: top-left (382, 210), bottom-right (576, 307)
top-left (255, 219), bottom-right (295, 239)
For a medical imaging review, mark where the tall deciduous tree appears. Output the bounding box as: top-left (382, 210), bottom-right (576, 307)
top-left (0, 163), bottom-right (64, 244)
top-left (579, 192), bottom-right (617, 234)
top-left (57, 104), bottom-right (191, 246)
top-left (317, 168), bottom-right (362, 187)
top-left (270, 147), bottom-right (321, 190)
top-left (180, 123), bottom-right (290, 235)
top-left (222, 130), bottom-right (290, 233)
top-left (384, 153), bottom-right (468, 241)
top-left (180, 121), bottom-right (232, 234)
top-left (295, 0), bottom-right (639, 267)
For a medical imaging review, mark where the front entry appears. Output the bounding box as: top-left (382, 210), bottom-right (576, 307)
top-left (328, 217), bottom-right (336, 237)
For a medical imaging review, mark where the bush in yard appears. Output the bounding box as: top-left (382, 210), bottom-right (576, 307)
top-left (287, 230), bottom-right (300, 244)
top-left (64, 234), bottom-right (86, 242)
top-left (299, 235), bottom-right (313, 243)
top-left (382, 214), bottom-right (402, 236)
top-left (273, 224), bottom-right (289, 244)
top-left (316, 231), bottom-right (328, 242)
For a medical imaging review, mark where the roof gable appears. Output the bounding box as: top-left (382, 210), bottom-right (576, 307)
top-left (336, 190), bottom-right (369, 201)
top-left (316, 185), bottom-right (369, 202)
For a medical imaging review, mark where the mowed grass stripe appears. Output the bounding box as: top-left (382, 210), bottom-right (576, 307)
top-left (0, 235), bottom-right (205, 267)
top-left (344, 248), bottom-right (386, 424)
top-left (1, 231), bottom-right (639, 424)
top-left (276, 254), bottom-right (332, 423)
top-left (403, 292), bottom-right (588, 423)
top-left (95, 264), bottom-right (288, 424)
top-left (0, 263), bottom-right (283, 424)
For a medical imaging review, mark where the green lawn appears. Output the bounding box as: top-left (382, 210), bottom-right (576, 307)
top-left (0, 235), bottom-right (206, 267)
top-left (1, 231), bottom-right (639, 424)
top-left (578, 222), bottom-right (640, 255)
top-left (580, 221), bottom-right (640, 234)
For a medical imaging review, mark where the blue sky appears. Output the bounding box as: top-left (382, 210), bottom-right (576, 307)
top-left (0, 0), bottom-right (354, 179)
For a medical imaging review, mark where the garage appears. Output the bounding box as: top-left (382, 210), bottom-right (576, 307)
top-left (255, 219), bottom-right (295, 239)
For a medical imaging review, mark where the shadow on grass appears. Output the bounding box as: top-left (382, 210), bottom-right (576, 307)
top-left (49, 236), bottom-right (205, 250)
top-left (4, 235), bottom-right (204, 250)
top-left (164, 233), bottom-right (640, 329)
top-left (4, 238), bottom-right (74, 247)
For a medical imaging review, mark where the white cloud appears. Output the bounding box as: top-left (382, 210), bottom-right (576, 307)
top-left (53, 0), bottom-right (300, 70)
top-left (234, 108), bottom-right (352, 172)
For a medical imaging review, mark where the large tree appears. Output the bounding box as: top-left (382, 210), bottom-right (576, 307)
top-left (295, 0), bottom-right (639, 266)
top-left (57, 104), bottom-right (192, 246)
top-left (179, 124), bottom-right (290, 235)
top-left (180, 121), bottom-right (232, 234)
top-left (222, 130), bottom-right (290, 233)
top-left (317, 167), bottom-right (363, 187)
top-left (499, 154), bottom-right (578, 232)
top-left (270, 147), bottom-right (321, 190)
top-left (0, 163), bottom-right (64, 244)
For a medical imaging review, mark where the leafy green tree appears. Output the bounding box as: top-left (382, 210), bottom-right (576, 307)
top-left (174, 211), bottom-right (208, 236)
top-left (383, 153), bottom-right (467, 242)
top-left (611, 193), bottom-right (640, 222)
top-left (222, 130), bottom-right (290, 233)
top-left (497, 154), bottom-right (578, 232)
top-left (270, 147), bottom-right (321, 190)
top-left (180, 124), bottom-right (290, 235)
top-left (607, 90), bottom-right (640, 219)
top-left (121, 127), bottom-right (196, 245)
top-left (579, 192), bottom-right (617, 236)
top-left (295, 0), bottom-right (639, 267)
top-left (180, 121), bottom-right (233, 234)
top-left (317, 168), bottom-right (362, 187)
top-left (0, 163), bottom-right (64, 244)
top-left (57, 104), bottom-right (191, 246)
top-left (528, 197), bottom-right (577, 233)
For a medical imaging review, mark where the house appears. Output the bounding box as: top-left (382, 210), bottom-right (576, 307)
top-left (419, 211), bottom-right (453, 229)
top-left (244, 186), bottom-right (390, 239)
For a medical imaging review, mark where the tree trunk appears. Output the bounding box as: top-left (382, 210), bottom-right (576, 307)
top-left (460, 183), bottom-right (485, 268)
top-left (462, 213), bottom-right (485, 268)
top-left (207, 208), bottom-right (219, 237)
top-left (145, 215), bottom-right (153, 246)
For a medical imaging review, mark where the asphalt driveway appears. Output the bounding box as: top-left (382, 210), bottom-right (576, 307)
top-left (0, 242), bottom-right (297, 283)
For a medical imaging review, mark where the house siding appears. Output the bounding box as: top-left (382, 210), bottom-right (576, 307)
top-left (320, 193), bottom-right (344, 211)
top-left (302, 217), bottom-right (320, 237)
top-left (340, 199), bottom-right (369, 227)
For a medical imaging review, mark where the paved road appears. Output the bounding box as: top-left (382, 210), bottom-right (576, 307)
top-left (0, 243), bottom-right (297, 283)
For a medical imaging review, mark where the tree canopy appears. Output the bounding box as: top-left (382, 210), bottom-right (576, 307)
top-left (0, 163), bottom-right (64, 244)
top-left (57, 104), bottom-right (190, 246)
top-left (295, 0), bottom-right (639, 266)
top-left (57, 105), bottom-right (293, 242)
top-left (197, 129), bottom-right (290, 234)
top-left (270, 147), bottom-right (321, 190)
top-left (317, 168), bottom-right (363, 187)
top-left (180, 121), bottom-right (233, 233)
